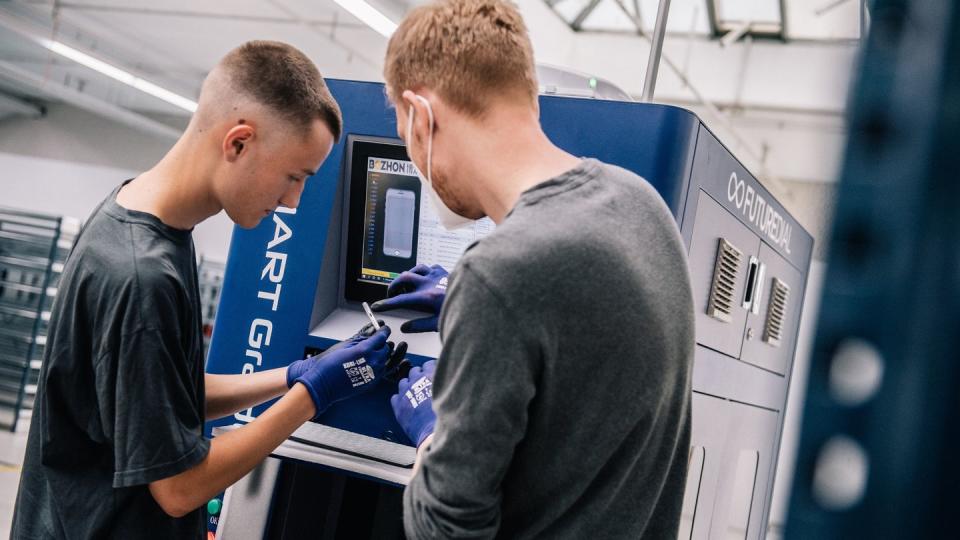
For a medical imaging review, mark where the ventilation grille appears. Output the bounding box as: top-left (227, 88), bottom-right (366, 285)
top-left (763, 278), bottom-right (790, 346)
top-left (706, 238), bottom-right (742, 323)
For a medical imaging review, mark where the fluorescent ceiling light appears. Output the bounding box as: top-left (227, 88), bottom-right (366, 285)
top-left (41, 39), bottom-right (197, 113)
top-left (333, 0), bottom-right (398, 37)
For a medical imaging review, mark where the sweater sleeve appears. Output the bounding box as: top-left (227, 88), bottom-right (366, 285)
top-left (403, 263), bottom-right (542, 539)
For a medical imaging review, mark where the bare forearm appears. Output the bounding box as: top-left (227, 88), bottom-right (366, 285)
top-left (205, 369), bottom-right (288, 420)
top-left (151, 384), bottom-right (314, 517)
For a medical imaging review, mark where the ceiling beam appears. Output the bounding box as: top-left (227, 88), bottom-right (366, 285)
top-left (571, 0), bottom-right (604, 30)
top-left (0, 59), bottom-right (182, 140)
top-left (0, 90), bottom-right (43, 120)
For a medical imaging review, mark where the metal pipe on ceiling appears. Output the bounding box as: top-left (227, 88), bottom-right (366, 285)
top-left (0, 91), bottom-right (44, 120)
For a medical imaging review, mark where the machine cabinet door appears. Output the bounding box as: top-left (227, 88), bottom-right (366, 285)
top-left (740, 243), bottom-right (805, 376)
top-left (683, 393), bottom-right (779, 540)
top-left (682, 392), bottom-right (727, 540)
top-left (687, 190), bottom-right (761, 359)
top-left (708, 401), bottom-right (780, 540)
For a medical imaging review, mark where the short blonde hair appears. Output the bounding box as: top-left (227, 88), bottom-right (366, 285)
top-left (384, 0), bottom-right (538, 116)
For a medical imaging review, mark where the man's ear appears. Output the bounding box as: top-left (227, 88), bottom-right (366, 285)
top-left (223, 124), bottom-right (255, 162)
top-left (401, 89), bottom-right (433, 143)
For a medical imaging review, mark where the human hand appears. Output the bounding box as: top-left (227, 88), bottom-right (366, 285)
top-left (371, 264), bottom-right (449, 333)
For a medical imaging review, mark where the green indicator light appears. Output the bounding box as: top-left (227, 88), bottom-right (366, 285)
top-left (207, 498), bottom-right (222, 515)
top-left (589, 77), bottom-right (598, 89)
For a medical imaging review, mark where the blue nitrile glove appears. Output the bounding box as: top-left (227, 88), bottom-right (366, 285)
top-left (370, 264), bottom-right (449, 333)
top-left (287, 322), bottom-right (411, 389)
top-left (287, 322), bottom-right (382, 386)
top-left (290, 326), bottom-right (397, 417)
top-left (390, 360), bottom-right (437, 447)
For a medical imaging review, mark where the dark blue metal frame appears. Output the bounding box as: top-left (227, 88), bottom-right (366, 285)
top-left (787, 1), bottom-right (960, 537)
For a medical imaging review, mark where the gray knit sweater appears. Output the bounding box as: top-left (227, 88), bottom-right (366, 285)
top-left (403, 159), bottom-right (695, 539)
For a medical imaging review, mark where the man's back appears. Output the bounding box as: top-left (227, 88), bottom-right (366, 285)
top-left (403, 159), bottom-right (695, 539)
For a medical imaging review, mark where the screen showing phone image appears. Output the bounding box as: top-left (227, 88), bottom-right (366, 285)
top-left (345, 139), bottom-right (495, 301)
top-left (383, 188), bottom-right (415, 259)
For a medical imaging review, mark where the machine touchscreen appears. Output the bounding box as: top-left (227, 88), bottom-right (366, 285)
top-left (343, 137), bottom-right (494, 303)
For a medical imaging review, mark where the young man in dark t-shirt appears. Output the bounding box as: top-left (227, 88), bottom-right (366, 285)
top-left (12, 42), bottom-right (403, 539)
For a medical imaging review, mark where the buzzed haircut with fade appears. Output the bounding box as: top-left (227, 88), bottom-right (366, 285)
top-left (220, 40), bottom-right (343, 140)
top-left (384, 0), bottom-right (538, 117)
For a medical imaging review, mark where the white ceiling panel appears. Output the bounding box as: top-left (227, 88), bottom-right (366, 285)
top-left (552, 0), bottom-right (711, 34)
top-left (638, 0), bottom-right (711, 33)
top-left (786, 0), bottom-right (861, 40)
top-left (24, 0), bottom-right (341, 20)
top-left (51, 5), bottom-right (385, 81)
top-left (277, 0), bottom-right (387, 21)
top-left (581, 1), bottom-right (638, 32)
top-left (0, 29), bottom-right (48, 62)
top-left (715, 0), bottom-right (781, 25)
top-left (548, 0), bottom-right (860, 39)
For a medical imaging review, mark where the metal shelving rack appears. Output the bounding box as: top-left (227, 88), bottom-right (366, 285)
top-left (198, 256), bottom-right (225, 363)
top-left (0, 207), bottom-right (79, 431)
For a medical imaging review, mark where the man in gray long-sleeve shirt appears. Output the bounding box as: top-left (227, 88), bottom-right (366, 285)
top-left (373, 1), bottom-right (695, 537)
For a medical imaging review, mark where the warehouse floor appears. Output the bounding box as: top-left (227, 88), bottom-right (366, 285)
top-left (0, 417), bottom-right (28, 538)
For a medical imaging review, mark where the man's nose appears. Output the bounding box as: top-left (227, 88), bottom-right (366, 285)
top-left (279, 182), bottom-right (304, 210)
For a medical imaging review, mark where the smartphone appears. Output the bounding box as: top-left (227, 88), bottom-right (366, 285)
top-left (383, 188), bottom-right (416, 259)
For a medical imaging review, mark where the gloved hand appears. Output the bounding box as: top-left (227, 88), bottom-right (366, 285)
top-left (371, 264), bottom-right (449, 333)
top-left (287, 322), bottom-right (401, 385)
top-left (390, 360), bottom-right (437, 447)
top-left (288, 325), bottom-right (407, 417)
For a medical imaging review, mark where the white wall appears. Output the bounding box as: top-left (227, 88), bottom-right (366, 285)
top-left (0, 150), bottom-right (234, 262)
top-left (0, 104), bottom-right (233, 261)
top-left (0, 103), bottom-right (174, 171)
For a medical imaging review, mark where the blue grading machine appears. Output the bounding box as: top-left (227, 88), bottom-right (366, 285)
top-left (206, 79), bottom-right (813, 539)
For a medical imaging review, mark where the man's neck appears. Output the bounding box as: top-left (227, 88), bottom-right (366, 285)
top-left (461, 118), bottom-right (581, 224)
top-left (116, 136), bottom-right (221, 230)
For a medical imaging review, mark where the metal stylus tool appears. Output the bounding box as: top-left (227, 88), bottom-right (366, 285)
top-left (362, 301), bottom-right (381, 330)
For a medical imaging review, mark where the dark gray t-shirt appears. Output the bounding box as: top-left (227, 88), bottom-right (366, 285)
top-left (12, 182), bottom-right (209, 539)
top-left (403, 159), bottom-right (695, 539)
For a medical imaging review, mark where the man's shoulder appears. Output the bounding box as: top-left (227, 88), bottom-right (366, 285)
top-left (591, 159), bottom-right (671, 209)
top-left (460, 224), bottom-right (552, 271)
top-left (455, 224), bottom-right (569, 308)
top-left (67, 212), bottom-right (186, 300)
top-left (454, 159), bottom-right (682, 297)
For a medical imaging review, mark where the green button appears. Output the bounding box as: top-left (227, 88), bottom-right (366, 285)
top-left (207, 498), bottom-right (222, 515)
